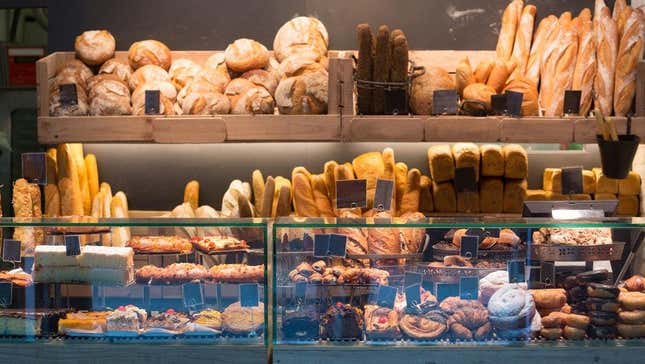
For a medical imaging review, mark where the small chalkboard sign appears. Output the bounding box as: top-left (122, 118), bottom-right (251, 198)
top-left (540, 261), bottom-right (556, 286)
top-left (240, 283), bottom-right (260, 307)
top-left (459, 276), bottom-right (479, 300)
top-left (313, 234), bottom-right (331, 257)
top-left (505, 90), bottom-right (523, 117)
top-left (295, 281), bottom-right (307, 300)
top-left (432, 89), bottom-right (459, 115)
top-left (507, 259), bottom-right (526, 283)
top-left (373, 179), bottom-right (394, 211)
top-left (405, 283), bottom-right (422, 308)
top-left (2, 239), bottom-right (21, 263)
top-left (385, 88), bottom-right (408, 115)
top-left (561, 166), bottom-right (583, 195)
top-left (459, 235), bottom-right (479, 259)
top-left (564, 90), bottom-right (582, 115)
top-left (491, 94), bottom-right (507, 115)
top-left (336, 179), bottom-right (367, 209)
top-left (145, 89), bottom-right (161, 115)
top-left (21, 153), bottom-right (47, 185)
top-left (455, 167), bottom-right (477, 193)
top-left (328, 234), bottom-right (347, 257)
top-left (486, 228), bottom-right (501, 238)
top-left (437, 283), bottom-right (459, 302)
top-left (22, 256), bottom-right (34, 274)
top-left (404, 271), bottom-right (423, 289)
top-left (59, 83), bottom-right (78, 106)
top-left (376, 285), bottom-right (397, 309)
top-left (0, 283), bottom-right (12, 307)
top-left (182, 282), bottom-right (204, 307)
top-left (422, 279), bottom-right (435, 295)
top-left (65, 235), bottom-right (81, 256)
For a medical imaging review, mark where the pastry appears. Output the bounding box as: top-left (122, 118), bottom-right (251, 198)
top-left (589, 310), bottom-right (618, 326)
top-left (136, 263), bottom-right (210, 284)
top-left (145, 309), bottom-right (190, 332)
top-left (563, 325), bottom-right (586, 339)
top-left (0, 268), bottom-right (33, 287)
top-left (364, 305), bottom-right (401, 339)
top-left (128, 39), bottom-right (172, 70)
top-left (617, 323), bottom-right (645, 338)
top-left (479, 271), bottom-right (527, 306)
top-left (282, 306), bottom-right (320, 340)
top-left (399, 310), bottom-right (448, 340)
top-left (321, 302), bottom-right (364, 340)
top-left (564, 313), bottom-right (590, 330)
top-left (585, 297), bottom-right (620, 312)
top-left (106, 305), bottom-right (147, 332)
top-left (624, 275), bottom-right (645, 292)
top-left (224, 38), bottom-right (269, 73)
top-left (75, 30), bottom-right (115, 66)
top-left (191, 236), bottom-right (248, 252)
top-left (488, 284), bottom-right (536, 330)
top-left (541, 311), bottom-right (568, 328)
top-left (447, 307), bottom-right (492, 341)
top-left (439, 296), bottom-right (486, 315)
top-left (618, 310), bottom-right (645, 324)
top-left (619, 291), bottom-right (645, 311)
top-left (587, 283), bottom-right (620, 299)
top-left (58, 311), bottom-right (110, 334)
top-left (530, 289), bottom-right (567, 309)
top-left (221, 301), bottom-right (264, 335)
top-left (127, 236), bottom-right (192, 254)
top-left (191, 309), bottom-right (222, 331)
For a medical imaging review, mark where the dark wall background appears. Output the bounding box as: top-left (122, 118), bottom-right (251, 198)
top-left (48, 0), bottom-right (608, 52)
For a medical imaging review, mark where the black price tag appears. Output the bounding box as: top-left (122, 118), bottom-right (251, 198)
top-left (465, 228), bottom-right (485, 238)
top-left (540, 261), bottom-right (556, 286)
top-left (459, 276), bottom-right (479, 300)
top-left (336, 179), bottom-right (367, 209)
top-left (459, 235), bottom-right (479, 259)
top-left (59, 83), bottom-right (78, 106)
top-left (21, 153), bottom-right (47, 185)
top-left (437, 283), bottom-right (459, 302)
top-left (240, 283), bottom-right (260, 307)
top-left (0, 283), bottom-right (12, 307)
top-left (64, 235), bottom-right (81, 256)
top-left (2, 239), bottom-right (21, 263)
top-left (182, 282), bottom-right (204, 307)
top-left (145, 89), bottom-right (161, 115)
top-left (422, 279), bottom-right (435, 295)
top-left (455, 167), bottom-right (477, 193)
top-left (505, 90), bottom-right (523, 117)
top-left (405, 283), bottom-right (422, 308)
top-left (507, 259), bottom-right (526, 283)
top-left (491, 94), bottom-right (507, 115)
top-left (487, 228), bottom-right (501, 238)
top-left (295, 281), bottom-right (307, 300)
top-left (564, 90), bottom-right (582, 115)
top-left (561, 166), bottom-right (583, 195)
top-left (302, 233), bottom-right (314, 250)
top-left (313, 234), bottom-right (330, 257)
top-left (328, 234), bottom-right (347, 257)
top-left (384, 88), bottom-right (408, 115)
top-left (22, 256), bottom-right (34, 274)
top-left (376, 285), bottom-right (397, 309)
top-left (527, 266), bottom-right (541, 284)
top-left (404, 271), bottom-right (423, 288)
top-left (432, 89), bottom-right (459, 115)
top-left (373, 179), bottom-right (394, 211)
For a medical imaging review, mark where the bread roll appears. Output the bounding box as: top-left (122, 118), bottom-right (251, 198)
top-left (526, 15), bottom-right (559, 85)
top-left (530, 289), bottom-right (567, 309)
top-left (480, 178), bottom-right (504, 213)
top-left (224, 38), bottom-right (269, 73)
top-left (503, 144), bottom-right (528, 179)
top-left (128, 40), bottom-right (171, 70)
top-left (203, 53), bottom-right (231, 93)
top-left (75, 30), bottom-right (115, 66)
top-left (427, 145), bottom-right (455, 183)
top-left (419, 175), bottom-right (434, 214)
top-left (275, 70), bottom-right (328, 114)
top-left (617, 194), bottom-right (639, 216)
top-left (496, 0), bottom-right (524, 61)
top-left (613, 9), bottom-right (644, 116)
top-left (452, 143), bottom-right (480, 181)
top-left (473, 60), bottom-right (495, 83)
top-left (180, 89), bottom-right (231, 115)
top-left (88, 78), bottom-right (132, 115)
top-left (395, 162), bottom-right (408, 213)
top-left (273, 17), bottom-right (328, 63)
top-left (509, 5), bottom-right (536, 80)
top-left (502, 77), bottom-right (539, 116)
top-left (463, 83), bottom-right (496, 112)
top-left (241, 69), bottom-right (279, 96)
top-left (618, 171), bottom-right (641, 195)
top-left (356, 23), bottom-right (374, 115)
top-left (84, 154), bottom-right (99, 202)
top-left (225, 78), bottom-right (275, 114)
top-left (99, 58), bottom-right (133, 87)
top-left (49, 85), bottom-right (89, 116)
top-left (399, 169), bottom-right (421, 215)
top-left (480, 144), bottom-right (504, 177)
top-left (131, 81), bottom-right (177, 115)
top-left (410, 66), bottom-right (455, 115)
top-left (432, 181), bottom-right (457, 213)
top-left (572, 12), bottom-right (597, 116)
top-left (456, 57), bottom-right (475, 98)
top-left (293, 173), bottom-right (320, 217)
top-left (279, 50), bottom-right (324, 77)
top-left (487, 59), bottom-right (517, 93)
top-left (129, 64), bottom-right (170, 91)
top-left (169, 59), bottom-right (204, 91)
top-left (352, 152), bottom-right (385, 210)
top-left (504, 179), bottom-right (528, 213)
top-left (594, 8), bottom-right (619, 117)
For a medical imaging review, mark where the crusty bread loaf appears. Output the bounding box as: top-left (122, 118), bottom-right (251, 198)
top-left (432, 181), bottom-right (457, 213)
top-left (410, 66), bottom-right (455, 115)
top-left (84, 154), bottom-right (99, 202)
top-left (273, 16), bottom-right (328, 63)
top-left (427, 145), bottom-right (455, 183)
top-left (502, 77), bottom-right (539, 116)
top-left (594, 7), bottom-right (619, 117)
top-left (169, 59), bottom-right (204, 91)
top-left (44, 184), bottom-right (61, 217)
top-left (311, 174), bottom-right (335, 217)
top-left (129, 64), bottom-right (170, 91)
top-left (353, 152), bottom-right (385, 210)
top-left (128, 40), bottom-right (171, 71)
top-left (509, 5), bottom-right (537, 80)
top-left (241, 69), bottom-right (279, 96)
top-left (180, 89), bottom-right (231, 115)
top-left (275, 70), bottom-right (328, 114)
top-left (503, 144), bottom-right (528, 179)
top-left (293, 173), bottom-right (320, 217)
top-left (458, 191), bottom-right (480, 213)
top-left (614, 0), bottom-right (627, 21)
top-left (131, 81), bottom-right (177, 115)
top-left (526, 15), bottom-right (559, 85)
top-left (504, 179), bottom-right (528, 213)
top-left (49, 85), bottom-right (89, 116)
top-left (184, 180), bottom-right (199, 210)
top-left (463, 83), bottom-right (496, 112)
top-left (473, 60), bottom-right (495, 83)
top-left (419, 175), bottom-right (434, 214)
top-left (275, 184), bottom-right (292, 217)
top-left (399, 169), bottom-right (421, 215)
top-left (487, 59), bottom-right (517, 93)
top-left (75, 30), bottom-right (115, 66)
top-left (251, 170), bottom-right (265, 213)
top-left (373, 25), bottom-right (391, 115)
top-left (496, 0), bottom-right (524, 61)
top-left (572, 10), bottom-right (596, 116)
top-left (356, 23), bottom-right (374, 115)
top-left (456, 57), bottom-right (475, 98)
top-left (613, 8), bottom-right (644, 116)
top-left (224, 38), bottom-right (270, 73)
top-left (99, 58), bottom-right (133, 87)
top-left (452, 143), bottom-right (481, 181)
top-left (225, 78), bottom-right (274, 115)
top-left (88, 78), bottom-right (132, 116)
top-left (260, 176), bottom-right (275, 217)
top-left (59, 177), bottom-right (83, 216)
top-left (203, 53), bottom-right (231, 93)
top-left (480, 178), bottom-right (504, 213)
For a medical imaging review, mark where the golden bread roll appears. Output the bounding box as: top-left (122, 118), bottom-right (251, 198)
top-left (473, 60), bottom-right (495, 84)
top-left (456, 57), bottom-right (475, 97)
top-left (128, 39), bottom-right (172, 70)
top-left (224, 38), bottom-right (270, 73)
top-left (463, 83), bottom-right (496, 112)
top-left (75, 30), bottom-right (115, 66)
top-left (502, 77), bottom-right (539, 116)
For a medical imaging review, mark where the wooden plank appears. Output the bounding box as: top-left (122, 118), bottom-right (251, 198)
top-left (36, 56), bottom-right (50, 117)
top-left (224, 115), bottom-right (341, 141)
top-left (346, 116), bottom-right (424, 142)
top-left (153, 117), bottom-right (226, 143)
top-left (425, 116), bottom-right (501, 142)
top-left (500, 117), bottom-right (575, 144)
top-left (636, 60), bottom-right (645, 117)
top-left (327, 57), bottom-right (354, 116)
top-left (38, 116), bottom-right (153, 143)
top-left (574, 117), bottom-right (645, 143)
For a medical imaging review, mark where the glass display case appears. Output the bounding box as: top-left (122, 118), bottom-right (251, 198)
top-left (0, 217), bottom-right (268, 357)
top-left (272, 216), bottom-right (644, 353)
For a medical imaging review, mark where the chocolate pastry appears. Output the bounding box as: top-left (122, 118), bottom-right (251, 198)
top-left (399, 310), bottom-right (448, 340)
top-left (321, 303), bottom-right (364, 340)
top-left (616, 323), bottom-right (645, 338)
top-left (588, 324), bottom-right (617, 339)
top-left (587, 283), bottom-right (620, 299)
top-left (364, 305), bottom-right (401, 340)
top-left (618, 310), bottom-right (645, 325)
top-left (585, 298), bottom-right (620, 313)
top-left (447, 308), bottom-right (492, 340)
top-left (589, 311), bottom-right (618, 326)
top-left (282, 306), bottom-right (320, 341)
top-left (567, 286), bottom-right (588, 303)
top-left (576, 270), bottom-right (609, 285)
top-left (488, 285), bottom-right (536, 330)
top-left (406, 291), bottom-right (439, 315)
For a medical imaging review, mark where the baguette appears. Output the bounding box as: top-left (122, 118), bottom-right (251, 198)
top-left (394, 162), bottom-right (408, 215)
top-left (13, 179), bottom-right (32, 218)
top-left (473, 60), bottom-right (494, 83)
top-left (382, 148), bottom-right (396, 213)
top-left (399, 169), bottom-right (421, 215)
top-left (390, 30), bottom-right (409, 83)
top-left (110, 196), bottom-right (130, 246)
top-left (90, 190), bottom-right (104, 218)
top-left (323, 161), bottom-right (338, 204)
top-left (311, 174), bottom-right (335, 217)
top-left (184, 180), bottom-right (199, 210)
top-left (84, 154), bottom-right (99, 202)
top-left (275, 185), bottom-right (292, 217)
top-left (46, 148), bottom-right (57, 185)
top-left (58, 177), bottom-right (83, 216)
top-left (356, 23), bottom-right (374, 114)
top-left (99, 183), bottom-right (112, 218)
top-left (572, 10), bottom-right (596, 116)
top-left (613, 0), bottom-right (627, 22)
top-left (44, 184), bottom-right (61, 217)
top-left (261, 176), bottom-right (275, 218)
top-left (526, 15), bottom-right (559, 85)
top-left (372, 25), bottom-right (391, 114)
top-left (293, 172), bottom-right (320, 217)
top-left (113, 191), bottom-right (129, 217)
top-left (251, 169), bottom-right (265, 213)
top-left (509, 5), bottom-right (537, 80)
top-left (496, 0), bottom-right (524, 61)
top-left (487, 59), bottom-right (517, 93)
top-left (69, 144), bottom-right (91, 215)
top-left (456, 57), bottom-right (475, 97)
top-left (613, 8), bottom-right (644, 116)
top-left (594, 8), bottom-right (619, 117)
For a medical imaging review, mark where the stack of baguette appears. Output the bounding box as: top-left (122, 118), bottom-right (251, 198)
top-left (528, 167), bottom-right (641, 216)
top-left (12, 178), bottom-right (43, 256)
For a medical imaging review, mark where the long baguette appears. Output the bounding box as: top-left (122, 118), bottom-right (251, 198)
top-left (572, 9), bottom-right (596, 116)
top-left (372, 25), bottom-right (390, 115)
top-left (509, 5), bottom-right (537, 80)
top-left (613, 0), bottom-right (627, 21)
top-left (526, 15), bottom-right (559, 85)
top-left (614, 8), bottom-right (645, 116)
top-left (594, 7), bottom-right (619, 117)
top-left (356, 23), bottom-right (374, 115)
top-left (496, 0), bottom-right (524, 61)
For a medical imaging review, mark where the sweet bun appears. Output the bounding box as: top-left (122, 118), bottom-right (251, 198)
top-left (88, 78), bottom-right (132, 115)
top-left (169, 59), bottom-right (204, 91)
top-left (128, 39), bottom-right (172, 70)
top-left (129, 64), bottom-right (170, 91)
top-left (241, 69), bottom-right (279, 96)
top-left (75, 30), bottom-right (115, 66)
top-left (224, 38), bottom-right (270, 73)
top-left (225, 78), bottom-right (275, 114)
top-left (488, 284), bottom-right (536, 329)
top-left (275, 70), bottom-right (328, 114)
top-left (273, 16), bottom-right (328, 62)
top-left (99, 58), bottom-right (133, 86)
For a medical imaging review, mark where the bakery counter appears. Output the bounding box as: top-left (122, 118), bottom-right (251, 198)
top-left (273, 339), bottom-right (645, 364)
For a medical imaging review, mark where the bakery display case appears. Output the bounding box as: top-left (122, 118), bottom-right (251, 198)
top-left (0, 217), bottom-right (268, 362)
top-left (272, 216), bottom-right (645, 362)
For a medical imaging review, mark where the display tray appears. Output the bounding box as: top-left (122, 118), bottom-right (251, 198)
top-left (274, 250), bottom-right (422, 261)
top-left (130, 250), bottom-right (193, 256)
top-left (432, 243), bottom-right (526, 261)
top-left (530, 242), bottom-right (626, 261)
top-left (44, 227), bottom-right (112, 235)
top-left (424, 265), bottom-right (503, 283)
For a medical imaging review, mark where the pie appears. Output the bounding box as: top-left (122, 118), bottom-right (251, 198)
top-left (127, 236), bottom-right (192, 254)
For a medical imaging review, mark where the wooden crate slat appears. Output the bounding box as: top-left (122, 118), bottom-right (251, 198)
top-left (153, 117), bottom-right (226, 143)
top-left (500, 117), bottom-right (575, 144)
top-left (574, 116), bottom-right (645, 143)
top-left (346, 116), bottom-right (424, 142)
top-left (224, 114), bottom-right (340, 141)
top-left (38, 116), bottom-right (153, 143)
top-left (425, 116), bottom-right (501, 142)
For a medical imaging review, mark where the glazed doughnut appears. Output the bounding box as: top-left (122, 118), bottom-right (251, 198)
top-left (618, 310), bottom-right (645, 324)
top-left (587, 283), bottom-right (620, 299)
top-left (616, 323), bottom-right (645, 338)
top-left (563, 325), bottom-right (586, 340)
top-left (589, 311), bottom-right (618, 326)
top-left (585, 298), bottom-right (620, 313)
top-left (624, 275), bottom-right (645, 292)
top-left (540, 327), bottom-right (562, 340)
top-left (564, 313), bottom-right (590, 330)
top-left (588, 324), bottom-right (617, 339)
top-left (541, 311), bottom-right (568, 328)
top-left (619, 292), bottom-right (645, 311)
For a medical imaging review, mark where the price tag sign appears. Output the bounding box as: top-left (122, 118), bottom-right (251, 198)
top-left (422, 279), bottom-right (435, 295)
top-left (182, 282), bottom-right (204, 307)
top-left (564, 90), bottom-right (582, 115)
top-left (540, 261), bottom-right (556, 286)
top-left (405, 283), bottom-right (422, 308)
top-left (455, 167), bottom-right (477, 193)
top-left (302, 233), bottom-right (314, 251)
top-left (21, 153), bottom-right (47, 185)
top-left (459, 276), bottom-right (479, 300)
top-left (59, 83), bottom-right (78, 106)
top-left (404, 271), bottom-right (423, 288)
top-left (144, 89), bottom-right (161, 115)
top-left (328, 234), bottom-right (347, 257)
top-left (295, 281), bottom-right (307, 300)
top-left (22, 256), bottom-right (34, 274)
top-left (486, 228), bottom-right (501, 238)
top-left (432, 89), bottom-right (459, 115)
top-left (373, 179), bottom-right (394, 211)
top-left (336, 179), bottom-right (367, 209)
top-left (313, 234), bottom-right (330, 257)
top-left (505, 90), bottom-right (523, 117)
top-left (240, 283), bottom-right (260, 307)
top-left (384, 88), bottom-right (408, 115)
top-left (459, 235), bottom-right (479, 259)
top-left (437, 283), bottom-right (459, 302)
top-left (491, 94), bottom-right (507, 115)
top-left (65, 235), bottom-right (81, 256)
top-left (376, 285), bottom-right (397, 309)
top-left (2, 239), bottom-right (21, 263)
top-left (465, 228), bottom-right (485, 238)
top-left (507, 259), bottom-right (526, 283)
top-left (527, 266), bottom-right (541, 285)
top-left (561, 166), bottom-right (583, 195)
top-left (0, 283), bottom-right (12, 307)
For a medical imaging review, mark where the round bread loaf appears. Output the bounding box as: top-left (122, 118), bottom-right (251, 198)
top-left (266, 56), bottom-right (285, 81)
top-left (129, 64), bottom-right (171, 91)
top-left (463, 83), bottom-right (496, 112)
top-left (98, 58), bottom-right (133, 86)
top-left (169, 58), bottom-right (204, 91)
top-left (181, 92), bottom-right (230, 115)
top-left (409, 66), bottom-right (455, 115)
top-left (86, 73), bottom-right (122, 91)
top-left (177, 78), bottom-right (219, 106)
top-left (49, 85), bottom-right (89, 116)
top-left (55, 60), bottom-right (94, 90)
top-left (131, 81), bottom-right (177, 115)
top-left (203, 53), bottom-right (231, 93)
top-left (225, 78), bottom-right (274, 114)
top-left (75, 30), bottom-right (115, 66)
top-left (241, 69), bottom-right (279, 96)
top-left (619, 291), bottom-right (645, 311)
top-left (275, 70), bottom-right (328, 114)
top-left (88, 78), bottom-right (132, 115)
top-left (273, 16), bottom-right (328, 62)
top-left (279, 50), bottom-right (323, 77)
top-left (224, 39), bottom-right (269, 73)
top-left (488, 284), bottom-right (536, 329)
top-left (128, 39), bottom-right (172, 70)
